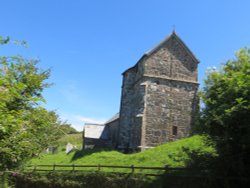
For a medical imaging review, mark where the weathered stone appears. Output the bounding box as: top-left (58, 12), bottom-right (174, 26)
top-left (117, 32), bottom-right (199, 151)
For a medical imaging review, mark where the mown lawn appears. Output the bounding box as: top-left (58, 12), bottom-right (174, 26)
top-left (26, 135), bottom-right (216, 172)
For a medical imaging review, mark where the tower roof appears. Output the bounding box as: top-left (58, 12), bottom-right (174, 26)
top-left (123, 32), bottom-right (199, 75)
top-left (145, 32), bottom-right (199, 64)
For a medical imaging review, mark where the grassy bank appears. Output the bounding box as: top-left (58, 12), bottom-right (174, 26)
top-left (26, 135), bottom-right (216, 169)
top-left (17, 135), bottom-right (217, 188)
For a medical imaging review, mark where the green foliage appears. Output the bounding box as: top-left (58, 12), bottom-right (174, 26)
top-left (0, 172), bottom-right (13, 188)
top-left (59, 124), bottom-right (79, 134)
top-left (0, 36), bottom-right (10, 44)
top-left (201, 48), bottom-right (250, 151)
top-left (0, 56), bottom-right (50, 110)
top-left (56, 133), bottom-right (83, 151)
top-left (0, 37), bottom-right (73, 170)
top-left (200, 47), bottom-right (250, 176)
top-left (13, 171), bottom-right (150, 188)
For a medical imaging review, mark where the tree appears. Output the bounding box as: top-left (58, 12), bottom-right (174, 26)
top-left (60, 124), bottom-right (79, 134)
top-left (200, 47), bottom-right (250, 176)
top-left (0, 37), bottom-right (67, 169)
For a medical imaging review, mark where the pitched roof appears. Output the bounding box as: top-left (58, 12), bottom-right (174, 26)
top-left (105, 113), bottom-right (120, 125)
top-left (145, 31), bottom-right (199, 64)
top-left (84, 124), bottom-right (105, 139)
top-left (123, 32), bottom-right (199, 75)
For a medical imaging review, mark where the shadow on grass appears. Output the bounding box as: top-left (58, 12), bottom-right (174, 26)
top-left (70, 148), bottom-right (113, 162)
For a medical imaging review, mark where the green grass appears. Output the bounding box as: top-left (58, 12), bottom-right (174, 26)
top-left (26, 135), bottom-right (216, 172)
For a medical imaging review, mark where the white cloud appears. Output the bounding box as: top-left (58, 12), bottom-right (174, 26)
top-left (74, 115), bottom-right (106, 125)
top-left (60, 113), bottom-right (106, 132)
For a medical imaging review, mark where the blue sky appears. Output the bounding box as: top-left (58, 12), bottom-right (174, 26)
top-left (1, 0), bottom-right (250, 131)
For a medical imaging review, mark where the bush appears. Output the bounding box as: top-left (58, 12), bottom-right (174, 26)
top-left (12, 171), bottom-right (153, 188)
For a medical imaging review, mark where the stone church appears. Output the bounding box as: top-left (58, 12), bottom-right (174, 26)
top-left (84, 32), bottom-right (199, 151)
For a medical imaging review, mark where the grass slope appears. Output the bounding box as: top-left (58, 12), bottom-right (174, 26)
top-left (27, 135), bottom-right (216, 169)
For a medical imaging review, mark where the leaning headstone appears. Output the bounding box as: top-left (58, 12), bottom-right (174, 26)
top-left (46, 146), bottom-right (56, 154)
top-left (66, 143), bottom-right (74, 154)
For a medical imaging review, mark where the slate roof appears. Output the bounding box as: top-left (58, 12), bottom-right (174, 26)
top-left (84, 124), bottom-right (105, 139)
top-left (105, 113), bottom-right (120, 125)
top-left (84, 113), bottom-right (120, 140)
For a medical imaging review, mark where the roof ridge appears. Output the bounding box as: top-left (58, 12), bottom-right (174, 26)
top-left (172, 32), bottom-right (200, 64)
top-left (146, 32), bottom-right (199, 63)
top-left (122, 32), bottom-right (199, 75)
top-left (145, 32), bottom-right (174, 56)
top-left (105, 113), bottom-right (120, 124)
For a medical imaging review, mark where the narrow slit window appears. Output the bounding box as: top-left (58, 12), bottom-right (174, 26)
top-left (173, 126), bottom-right (178, 136)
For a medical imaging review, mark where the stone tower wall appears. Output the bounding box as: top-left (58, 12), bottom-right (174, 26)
top-left (117, 33), bottom-right (199, 151)
top-left (140, 35), bottom-right (199, 148)
top-left (118, 70), bottom-right (145, 150)
top-left (143, 79), bottom-right (198, 147)
top-left (144, 36), bottom-right (198, 82)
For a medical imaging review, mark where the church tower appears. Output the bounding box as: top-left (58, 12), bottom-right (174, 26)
top-left (117, 32), bottom-right (199, 151)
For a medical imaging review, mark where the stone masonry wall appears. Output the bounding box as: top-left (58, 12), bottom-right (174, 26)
top-left (117, 33), bottom-right (199, 151)
top-left (118, 71), bottom-right (135, 149)
top-left (144, 36), bottom-right (198, 82)
top-left (106, 120), bottom-right (119, 149)
top-left (118, 70), bottom-right (145, 150)
top-left (143, 79), bottom-right (198, 147)
top-left (140, 35), bottom-right (199, 148)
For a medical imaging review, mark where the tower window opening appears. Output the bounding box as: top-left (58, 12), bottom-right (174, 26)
top-left (153, 80), bottom-right (160, 85)
top-left (173, 126), bottom-right (178, 136)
